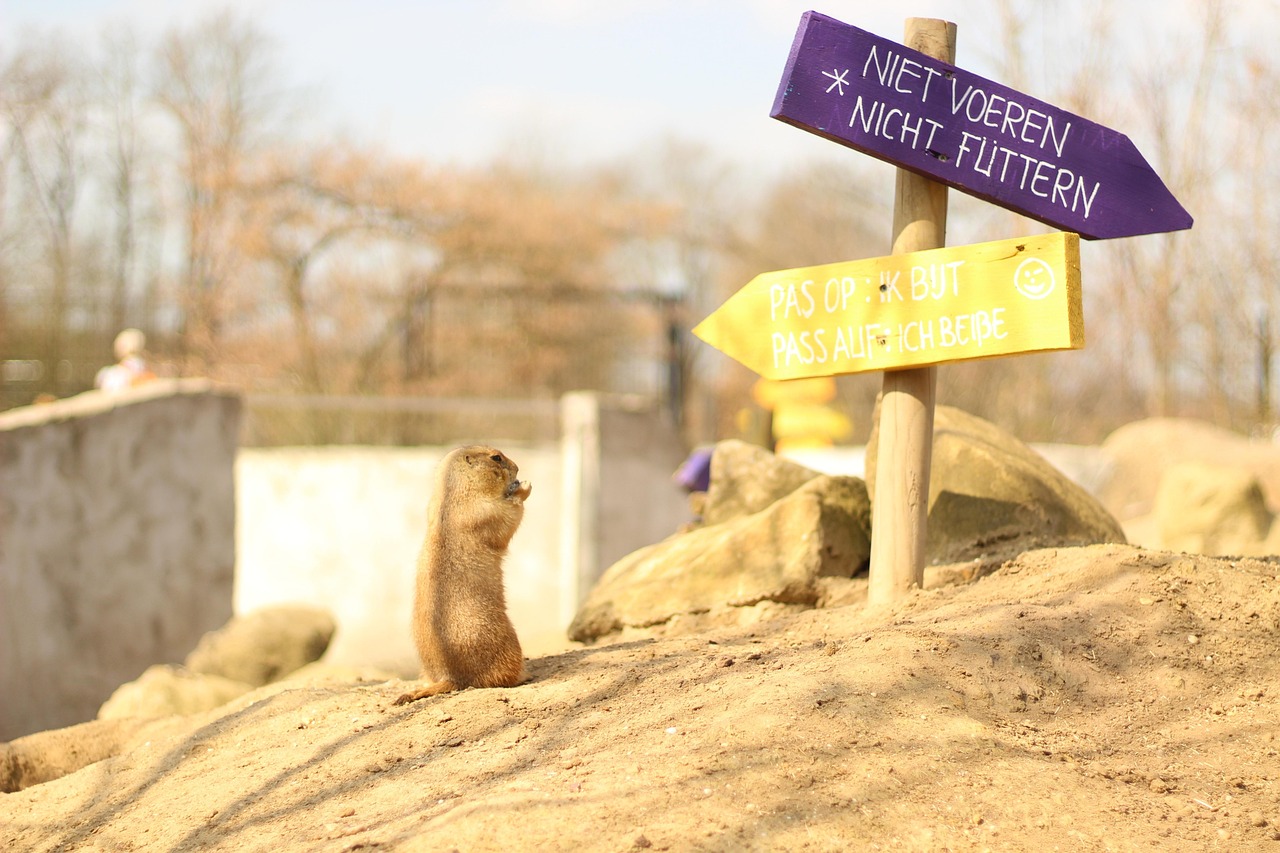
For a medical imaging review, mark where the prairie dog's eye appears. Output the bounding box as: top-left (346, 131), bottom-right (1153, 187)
top-left (490, 453), bottom-right (503, 463)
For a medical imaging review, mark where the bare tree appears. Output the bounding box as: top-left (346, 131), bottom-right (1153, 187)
top-left (937, 0), bottom-right (1250, 439)
top-left (152, 11), bottom-right (284, 373)
top-left (606, 138), bottom-right (746, 436)
top-left (95, 25), bottom-right (150, 334)
top-left (238, 144), bottom-right (432, 393)
top-left (1, 39), bottom-right (89, 394)
top-left (1237, 51), bottom-right (1280, 427)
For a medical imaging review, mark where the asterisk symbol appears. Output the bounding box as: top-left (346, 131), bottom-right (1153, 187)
top-left (822, 67), bottom-right (850, 96)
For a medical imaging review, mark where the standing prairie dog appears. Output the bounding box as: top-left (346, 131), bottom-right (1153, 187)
top-left (394, 445), bottom-right (531, 705)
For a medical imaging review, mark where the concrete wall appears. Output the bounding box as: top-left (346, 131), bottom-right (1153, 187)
top-left (0, 381), bottom-right (241, 740)
top-left (234, 445), bottom-right (563, 672)
top-left (236, 394), bottom-right (690, 673)
top-left (558, 392), bottom-right (689, 624)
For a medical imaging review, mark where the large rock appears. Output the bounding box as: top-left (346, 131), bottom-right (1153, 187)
top-left (699, 439), bottom-right (822, 527)
top-left (184, 605), bottom-right (336, 687)
top-left (1153, 462), bottom-right (1275, 556)
top-left (867, 404), bottom-right (1125, 563)
top-left (1097, 418), bottom-right (1280, 522)
top-left (4, 647), bottom-right (395, 795)
top-left (97, 664), bottom-right (254, 720)
top-left (569, 474), bottom-right (870, 643)
top-left (0, 717), bottom-right (186, 793)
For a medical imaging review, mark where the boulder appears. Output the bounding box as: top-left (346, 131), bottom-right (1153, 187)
top-left (1096, 418), bottom-right (1280, 521)
top-left (699, 439), bottom-right (823, 527)
top-left (0, 717), bottom-right (185, 793)
top-left (569, 474), bottom-right (871, 643)
top-left (2, 608), bottom-right (356, 794)
top-left (97, 664), bottom-right (253, 720)
top-left (184, 605), bottom-right (336, 687)
top-left (1153, 462), bottom-right (1274, 556)
top-left (279, 662), bottom-right (400, 685)
top-left (867, 404), bottom-right (1125, 563)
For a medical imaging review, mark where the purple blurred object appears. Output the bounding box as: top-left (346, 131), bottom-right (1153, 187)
top-left (674, 447), bottom-right (713, 493)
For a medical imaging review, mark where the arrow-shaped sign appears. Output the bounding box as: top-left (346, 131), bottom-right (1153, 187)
top-left (693, 231), bottom-right (1082, 380)
top-left (771, 12), bottom-right (1192, 240)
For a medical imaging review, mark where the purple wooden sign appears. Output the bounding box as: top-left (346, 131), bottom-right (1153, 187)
top-left (771, 12), bottom-right (1192, 240)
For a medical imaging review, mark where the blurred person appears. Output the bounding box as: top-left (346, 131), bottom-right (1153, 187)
top-left (94, 328), bottom-right (156, 392)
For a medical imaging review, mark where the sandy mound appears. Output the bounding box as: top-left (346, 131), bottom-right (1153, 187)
top-left (3, 544), bottom-right (1279, 851)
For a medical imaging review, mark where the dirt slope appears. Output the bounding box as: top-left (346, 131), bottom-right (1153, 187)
top-left (3, 544), bottom-right (1279, 852)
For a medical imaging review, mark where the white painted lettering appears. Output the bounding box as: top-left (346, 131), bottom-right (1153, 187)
top-left (850, 95), bottom-right (877, 134)
top-left (1017, 151), bottom-right (1040, 190)
top-left (895, 57), bottom-right (921, 94)
top-left (1074, 177), bottom-right (1099, 218)
top-left (1044, 116), bottom-right (1070, 159)
top-left (956, 131), bottom-right (982, 169)
top-left (920, 66), bottom-right (942, 102)
top-left (924, 118), bottom-right (944, 150)
top-left (882, 107), bottom-right (904, 140)
top-left (964, 88), bottom-right (988, 123)
top-left (1022, 108), bottom-right (1046, 147)
top-left (823, 276), bottom-right (860, 313)
top-left (910, 262), bottom-right (964, 300)
top-left (863, 45), bottom-right (891, 86)
top-left (879, 270), bottom-right (903, 302)
top-left (899, 112), bottom-right (923, 148)
top-left (1030, 159), bottom-right (1055, 198)
top-left (949, 79), bottom-right (972, 115)
top-left (1051, 166), bottom-right (1076, 207)
top-left (769, 281), bottom-right (815, 320)
top-left (999, 98), bottom-right (1025, 138)
top-left (982, 93), bottom-right (1006, 129)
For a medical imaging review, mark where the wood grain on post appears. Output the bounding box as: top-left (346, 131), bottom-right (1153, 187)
top-left (867, 18), bottom-right (956, 606)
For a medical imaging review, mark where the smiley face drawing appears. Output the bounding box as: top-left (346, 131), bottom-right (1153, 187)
top-left (1013, 257), bottom-right (1056, 300)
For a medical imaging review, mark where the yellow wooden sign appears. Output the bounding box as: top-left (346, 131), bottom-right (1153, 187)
top-left (693, 232), bottom-right (1082, 380)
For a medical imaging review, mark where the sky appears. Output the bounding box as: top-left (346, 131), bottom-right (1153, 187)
top-left (0, 0), bottom-right (1048, 172)
top-left (0, 1), bottom-right (1269, 175)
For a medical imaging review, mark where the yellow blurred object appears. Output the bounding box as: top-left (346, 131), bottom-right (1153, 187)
top-left (772, 401), bottom-right (852, 452)
top-left (751, 377), bottom-right (836, 410)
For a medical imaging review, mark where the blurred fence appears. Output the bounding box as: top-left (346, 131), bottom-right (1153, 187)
top-left (240, 394), bottom-right (563, 447)
top-left (3, 281), bottom-right (692, 439)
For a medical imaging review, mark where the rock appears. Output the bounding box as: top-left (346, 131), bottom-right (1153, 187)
top-left (1096, 418), bottom-right (1280, 521)
top-left (184, 605), bottom-right (336, 687)
top-left (1153, 462), bottom-right (1274, 556)
top-left (699, 439), bottom-right (823, 527)
top-left (867, 404), bottom-right (1125, 563)
top-left (97, 664), bottom-right (253, 720)
top-left (0, 717), bottom-right (186, 793)
top-left (279, 662), bottom-right (399, 685)
top-left (1118, 513), bottom-right (1161, 552)
top-left (2, 607), bottom-right (344, 792)
top-left (569, 474), bottom-right (870, 643)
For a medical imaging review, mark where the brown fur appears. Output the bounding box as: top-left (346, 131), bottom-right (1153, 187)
top-left (394, 445), bottom-right (531, 705)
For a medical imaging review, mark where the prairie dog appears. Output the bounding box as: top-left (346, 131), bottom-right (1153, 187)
top-left (394, 445), bottom-right (531, 705)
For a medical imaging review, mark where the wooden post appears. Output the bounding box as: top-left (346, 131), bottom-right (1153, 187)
top-left (867, 18), bottom-right (956, 606)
